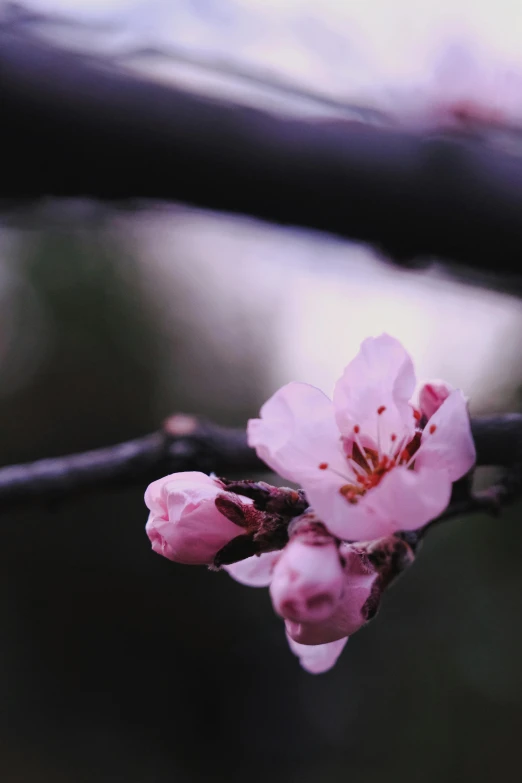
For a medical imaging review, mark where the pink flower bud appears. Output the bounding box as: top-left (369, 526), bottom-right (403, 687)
top-left (284, 544), bottom-right (378, 645)
top-left (270, 525), bottom-right (345, 625)
top-left (226, 528), bottom-right (416, 674)
top-left (145, 471), bottom-right (246, 565)
top-left (418, 380), bottom-right (453, 421)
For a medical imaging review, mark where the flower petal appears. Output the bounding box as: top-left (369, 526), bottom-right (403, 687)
top-left (304, 465), bottom-right (452, 540)
top-left (416, 389), bottom-right (476, 481)
top-left (284, 545), bottom-right (377, 643)
top-left (224, 551), bottom-right (279, 587)
top-left (286, 633), bottom-right (348, 674)
top-left (145, 472), bottom-right (245, 565)
top-left (247, 381), bottom-right (347, 483)
top-left (418, 379), bottom-right (453, 420)
top-left (333, 334), bottom-right (416, 448)
top-left (144, 471), bottom-right (218, 516)
top-left (270, 537), bottom-right (344, 624)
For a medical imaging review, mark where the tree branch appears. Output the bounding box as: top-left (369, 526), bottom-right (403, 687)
top-left (3, 28), bottom-right (522, 277)
top-left (411, 415), bottom-right (522, 541)
top-left (0, 414), bottom-right (520, 513)
top-left (0, 414), bottom-right (262, 508)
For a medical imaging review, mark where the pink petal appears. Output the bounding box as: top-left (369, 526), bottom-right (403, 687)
top-left (305, 464), bottom-right (452, 540)
top-left (270, 537), bottom-right (344, 624)
top-left (144, 472), bottom-right (244, 565)
top-left (224, 551), bottom-right (279, 587)
top-left (418, 380), bottom-right (453, 420)
top-left (333, 334), bottom-right (416, 449)
top-left (286, 633), bottom-right (348, 674)
top-left (144, 471), bottom-right (218, 516)
top-left (247, 381), bottom-right (347, 483)
top-left (284, 545), bottom-right (377, 643)
top-left (416, 389), bottom-right (476, 482)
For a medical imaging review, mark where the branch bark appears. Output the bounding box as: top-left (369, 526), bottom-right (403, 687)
top-left (3, 28), bottom-right (522, 278)
top-left (0, 414), bottom-right (520, 511)
top-left (0, 414), bottom-right (262, 507)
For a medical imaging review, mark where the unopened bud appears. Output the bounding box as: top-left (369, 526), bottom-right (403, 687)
top-left (418, 380), bottom-right (453, 421)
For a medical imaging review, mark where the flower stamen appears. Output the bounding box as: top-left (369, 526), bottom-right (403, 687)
top-left (340, 484), bottom-right (359, 504)
top-left (353, 425), bottom-right (374, 470)
top-left (404, 425), bottom-right (437, 469)
top-left (375, 406), bottom-right (386, 461)
top-left (319, 462), bottom-right (358, 484)
top-left (338, 403), bottom-right (438, 505)
top-left (347, 457), bottom-right (368, 477)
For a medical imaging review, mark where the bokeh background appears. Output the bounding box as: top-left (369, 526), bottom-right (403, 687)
top-left (3, 1), bottom-right (522, 781)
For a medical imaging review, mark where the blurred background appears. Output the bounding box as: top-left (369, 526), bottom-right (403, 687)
top-left (2, 1), bottom-right (522, 781)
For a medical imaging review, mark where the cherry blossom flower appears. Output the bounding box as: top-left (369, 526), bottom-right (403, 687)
top-left (248, 334), bottom-right (475, 541)
top-left (145, 471), bottom-right (251, 565)
top-left (281, 540), bottom-right (380, 646)
top-left (269, 522), bottom-right (345, 626)
top-left (225, 543), bottom-right (369, 674)
top-left (145, 335), bottom-right (474, 673)
top-left (225, 519), bottom-right (413, 674)
top-left (418, 380), bottom-right (453, 421)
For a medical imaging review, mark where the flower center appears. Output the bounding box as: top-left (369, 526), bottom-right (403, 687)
top-left (317, 405), bottom-right (436, 505)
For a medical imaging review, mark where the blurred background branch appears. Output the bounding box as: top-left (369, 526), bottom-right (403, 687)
top-left (3, 26), bottom-right (522, 279)
top-left (0, 1), bottom-right (387, 122)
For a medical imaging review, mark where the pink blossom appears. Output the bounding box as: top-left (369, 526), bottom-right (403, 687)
top-left (145, 471), bottom-right (247, 565)
top-left (389, 42), bottom-right (522, 132)
top-left (424, 42), bottom-right (522, 130)
top-left (248, 334), bottom-right (476, 541)
top-left (226, 544), bottom-right (371, 674)
top-left (418, 380), bottom-right (453, 421)
top-left (283, 542), bottom-right (379, 646)
top-left (269, 525), bottom-right (345, 625)
top-left (224, 524), bottom-right (406, 675)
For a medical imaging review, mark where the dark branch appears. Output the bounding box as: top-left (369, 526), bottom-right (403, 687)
top-left (0, 414), bottom-right (520, 512)
top-left (3, 29), bottom-right (522, 278)
top-left (0, 414), bottom-right (262, 508)
top-left (410, 416), bottom-right (522, 540)
top-left (471, 415), bottom-right (522, 466)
